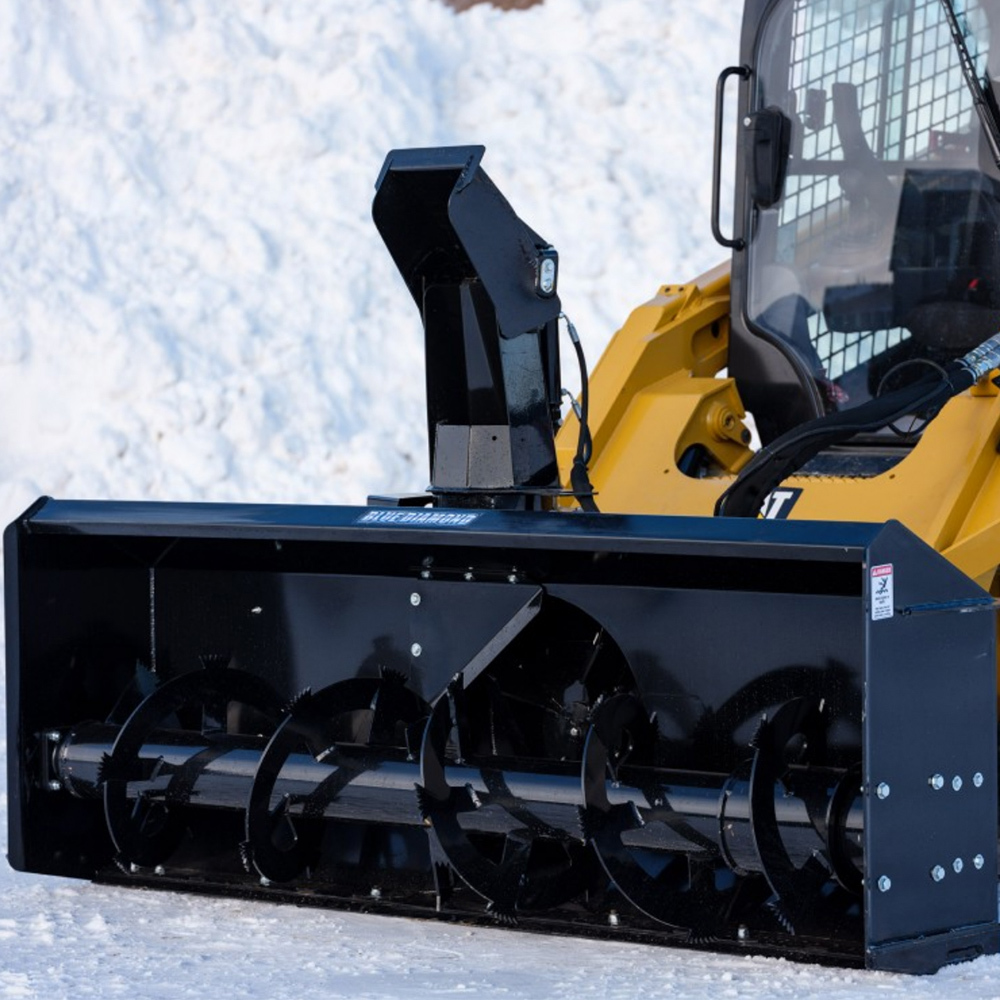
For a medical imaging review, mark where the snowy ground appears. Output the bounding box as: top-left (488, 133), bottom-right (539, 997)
top-left (2, 1), bottom-right (1000, 996)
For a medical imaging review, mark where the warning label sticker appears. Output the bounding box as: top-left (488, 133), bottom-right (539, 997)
top-left (870, 563), bottom-right (894, 621)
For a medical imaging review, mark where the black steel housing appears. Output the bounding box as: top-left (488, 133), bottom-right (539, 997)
top-left (5, 498), bottom-right (997, 973)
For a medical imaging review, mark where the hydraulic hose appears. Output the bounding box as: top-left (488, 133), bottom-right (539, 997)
top-left (562, 313), bottom-right (600, 513)
top-left (716, 333), bottom-right (1000, 518)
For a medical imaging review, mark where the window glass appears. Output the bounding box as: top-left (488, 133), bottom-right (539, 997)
top-left (748, 0), bottom-right (1000, 410)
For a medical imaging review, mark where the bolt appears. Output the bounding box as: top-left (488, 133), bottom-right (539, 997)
top-left (929, 773), bottom-right (945, 790)
top-left (743, 116), bottom-right (752, 126)
top-left (737, 924), bottom-right (750, 941)
top-left (953, 857), bottom-right (964, 874)
top-left (507, 572), bottom-right (519, 584)
top-left (250, 606), bottom-right (263, 615)
top-left (409, 592), bottom-right (421, 607)
top-left (410, 643), bottom-right (422, 658)
top-left (130, 863), bottom-right (140, 875)
top-left (569, 726), bottom-right (580, 738)
top-left (420, 569), bottom-right (431, 580)
top-left (931, 865), bottom-right (946, 882)
top-left (370, 887), bottom-right (382, 900)
top-left (46, 780), bottom-right (62, 792)
top-left (974, 854), bottom-right (986, 870)
top-left (607, 910), bottom-right (620, 927)
top-left (260, 876), bottom-right (271, 887)
top-left (952, 775), bottom-right (963, 791)
top-left (877, 875), bottom-right (892, 893)
top-left (46, 730), bottom-right (61, 743)
top-left (154, 865), bottom-right (166, 876)
top-left (875, 782), bottom-right (891, 800)
top-left (973, 772), bottom-right (984, 788)
top-left (463, 571), bottom-right (474, 581)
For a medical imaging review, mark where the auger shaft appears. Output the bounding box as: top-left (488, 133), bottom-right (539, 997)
top-left (50, 723), bottom-right (863, 874)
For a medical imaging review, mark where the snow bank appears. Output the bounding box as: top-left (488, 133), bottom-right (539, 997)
top-left (0, 0), bottom-right (740, 520)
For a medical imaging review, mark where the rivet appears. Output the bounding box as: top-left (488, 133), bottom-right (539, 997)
top-left (743, 116), bottom-right (752, 126)
top-left (929, 773), bottom-right (945, 790)
top-left (46, 730), bottom-right (62, 742)
top-left (463, 571), bottom-right (474, 581)
top-left (877, 875), bottom-right (892, 892)
top-left (420, 569), bottom-right (431, 580)
top-left (260, 876), bottom-right (271, 887)
top-left (507, 572), bottom-right (519, 584)
top-left (569, 727), bottom-right (580, 738)
top-left (974, 854), bottom-right (986, 870)
top-left (875, 782), bottom-right (890, 800)
top-left (931, 865), bottom-right (946, 882)
top-left (409, 592), bottom-right (421, 607)
top-left (973, 771), bottom-right (984, 788)
top-left (953, 857), bottom-right (964, 874)
top-left (607, 910), bottom-right (620, 927)
top-left (370, 887), bottom-right (382, 899)
top-left (737, 924), bottom-right (750, 940)
top-left (47, 780), bottom-right (62, 792)
top-left (154, 865), bottom-right (166, 876)
top-left (410, 643), bottom-right (423, 658)
top-left (130, 863), bottom-right (140, 874)
top-left (952, 775), bottom-right (963, 791)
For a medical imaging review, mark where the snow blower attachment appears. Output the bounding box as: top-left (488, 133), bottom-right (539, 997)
top-left (5, 501), bottom-right (998, 973)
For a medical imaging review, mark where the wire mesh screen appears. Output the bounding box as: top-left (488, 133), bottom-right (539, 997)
top-left (772, 0), bottom-right (985, 382)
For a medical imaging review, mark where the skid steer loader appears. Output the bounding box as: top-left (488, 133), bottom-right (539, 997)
top-left (7, 0), bottom-right (1000, 975)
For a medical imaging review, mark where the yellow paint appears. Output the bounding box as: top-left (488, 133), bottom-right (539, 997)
top-left (557, 262), bottom-right (1000, 655)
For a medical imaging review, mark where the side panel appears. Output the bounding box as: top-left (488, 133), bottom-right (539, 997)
top-left (4, 515), bottom-right (23, 871)
top-left (865, 522), bottom-right (998, 971)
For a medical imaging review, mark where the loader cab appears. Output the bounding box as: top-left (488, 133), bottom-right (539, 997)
top-left (729, 0), bottom-right (1000, 445)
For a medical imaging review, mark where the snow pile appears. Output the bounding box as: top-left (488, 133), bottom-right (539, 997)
top-left (0, 0), bottom-right (738, 520)
top-left (2, 0), bottom-right (1000, 996)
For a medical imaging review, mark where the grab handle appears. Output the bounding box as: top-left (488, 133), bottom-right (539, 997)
top-left (712, 65), bottom-right (751, 250)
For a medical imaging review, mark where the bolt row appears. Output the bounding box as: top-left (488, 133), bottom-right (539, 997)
top-left (874, 771), bottom-right (986, 800)
top-left (877, 854), bottom-right (987, 893)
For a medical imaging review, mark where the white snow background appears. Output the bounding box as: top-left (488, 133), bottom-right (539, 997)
top-left (1, 1), bottom-right (999, 996)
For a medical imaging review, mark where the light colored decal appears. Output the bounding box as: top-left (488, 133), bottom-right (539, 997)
top-left (760, 487), bottom-right (803, 520)
top-left (356, 509), bottom-right (482, 527)
top-left (871, 563), bottom-right (894, 621)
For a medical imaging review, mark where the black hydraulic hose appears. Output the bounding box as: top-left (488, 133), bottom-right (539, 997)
top-left (562, 313), bottom-right (600, 513)
top-left (715, 333), bottom-right (1000, 518)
